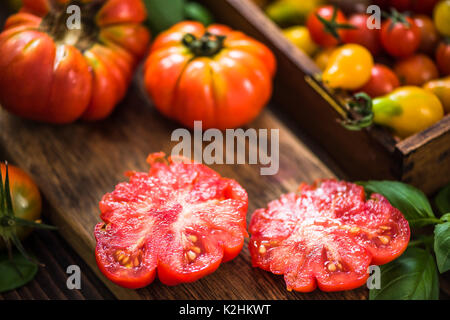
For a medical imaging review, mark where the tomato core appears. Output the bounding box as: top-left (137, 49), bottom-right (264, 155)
top-left (38, 0), bottom-right (101, 52)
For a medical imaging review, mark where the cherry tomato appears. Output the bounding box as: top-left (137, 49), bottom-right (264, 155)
top-left (144, 22), bottom-right (276, 130)
top-left (413, 15), bottom-right (440, 55)
top-left (424, 76), bottom-right (450, 113)
top-left (306, 5), bottom-right (349, 48)
top-left (433, 0), bottom-right (450, 37)
top-left (95, 153), bottom-right (248, 289)
top-left (380, 11), bottom-right (421, 58)
top-left (323, 44), bottom-right (374, 90)
top-left (249, 180), bottom-right (410, 292)
top-left (0, 163), bottom-right (42, 243)
top-left (283, 26), bottom-right (318, 56)
top-left (357, 64), bottom-right (400, 98)
top-left (343, 13), bottom-right (381, 55)
top-left (0, 0), bottom-right (150, 123)
top-left (394, 54), bottom-right (439, 86)
top-left (373, 87), bottom-right (444, 138)
top-left (314, 48), bottom-right (336, 71)
top-left (436, 41), bottom-right (450, 76)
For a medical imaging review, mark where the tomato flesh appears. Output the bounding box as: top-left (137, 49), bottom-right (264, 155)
top-left (249, 180), bottom-right (410, 292)
top-left (95, 153), bottom-right (248, 289)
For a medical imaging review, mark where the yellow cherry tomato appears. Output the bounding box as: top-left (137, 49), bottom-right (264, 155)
top-left (373, 86), bottom-right (444, 138)
top-left (283, 26), bottom-right (318, 56)
top-left (423, 76), bottom-right (450, 114)
top-left (433, 0), bottom-right (450, 37)
top-left (266, 0), bottom-right (323, 26)
top-left (322, 44), bottom-right (374, 90)
top-left (314, 48), bottom-right (336, 71)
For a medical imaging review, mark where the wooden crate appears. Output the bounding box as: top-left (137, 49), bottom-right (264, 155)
top-left (201, 0), bottom-right (450, 195)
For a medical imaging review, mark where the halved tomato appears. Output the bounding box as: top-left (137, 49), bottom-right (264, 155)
top-left (249, 180), bottom-right (410, 292)
top-left (94, 153), bottom-right (248, 289)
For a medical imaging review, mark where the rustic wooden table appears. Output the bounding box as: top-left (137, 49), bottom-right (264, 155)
top-left (0, 3), bottom-right (448, 301)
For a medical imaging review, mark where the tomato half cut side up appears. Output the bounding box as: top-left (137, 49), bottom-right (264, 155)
top-left (249, 180), bottom-right (410, 292)
top-left (94, 153), bottom-right (248, 289)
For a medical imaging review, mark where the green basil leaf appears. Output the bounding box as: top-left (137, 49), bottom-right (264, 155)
top-left (434, 222), bottom-right (450, 273)
top-left (184, 2), bottom-right (214, 26)
top-left (144, 0), bottom-right (185, 34)
top-left (435, 184), bottom-right (450, 216)
top-left (370, 247), bottom-right (439, 300)
top-left (358, 181), bottom-right (439, 228)
top-left (0, 252), bottom-right (38, 293)
top-left (440, 213), bottom-right (450, 223)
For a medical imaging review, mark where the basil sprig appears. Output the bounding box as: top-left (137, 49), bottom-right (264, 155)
top-left (143, 0), bottom-right (214, 35)
top-left (358, 181), bottom-right (450, 300)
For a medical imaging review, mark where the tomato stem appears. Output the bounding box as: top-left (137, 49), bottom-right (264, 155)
top-left (316, 6), bottom-right (356, 42)
top-left (341, 92), bottom-right (374, 131)
top-left (382, 8), bottom-right (411, 31)
top-left (39, 0), bottom-right (103, 52)
top-left (182, 32), bottom-right (226, 57)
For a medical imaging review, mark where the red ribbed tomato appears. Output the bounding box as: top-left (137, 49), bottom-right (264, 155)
top-left (249, 180), bottom-right (410, 292)
top-left (0, 0), bottom-right (150, 123)
top-left (95, 153), bottom-right (248, 289)
top-left (144, 21), bottom-right (276, 130)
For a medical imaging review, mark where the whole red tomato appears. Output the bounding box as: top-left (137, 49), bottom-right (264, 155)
top-left (0, 0), bottom-right (150, 123)
top-left (343, 13), bottom-right (381, 55)
top-left (144, 22), bottom-right (276, 130)
top-left (380, 11), bottom-right (421, 58)
top-left (394, 54), bottom-right (439, 86)
top-left (413, 14), bottom-right (440, 55)
top-left (357, 64), bottom-right (400, 97)
top-left (306, 6), bottom-right (349, 48)
top-left (436, 41), bottom-right (450, 76)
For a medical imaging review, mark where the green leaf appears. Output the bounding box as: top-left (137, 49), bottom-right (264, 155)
top-left (440, 213), bottom-right (450, 222)
top-left (184, 2), bottom-right (214, 26)
top-left (435, 184), bottom-right (450, 216)
top-left (370, 247), bottom-right (439, 300)
top-left (0, 252), bottom-right (38, 293)
top-left (144, 0), bottom-right (185, 34)
top-left (358, 181), bottom-right (440, 228)
top-left (434, 222), bottom-right (450, 273)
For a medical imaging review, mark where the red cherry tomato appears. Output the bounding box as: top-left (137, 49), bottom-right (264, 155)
top-left (436, 41), bottom-right (450, 76)
top-left (357, 64), bottom-right (400, 97)
top-left (306, 6), bottom-right (349, 48)
top-left (95, 153), bottom-right (248, 289)
top-left (249, 180), bottom-right (410, 292)
top-left (380, 12), bottom-right (421, 58)
top-left (413, 14), bottom-right (440, 55)
top-left (394, 54), bottom-right (439, 86)
top-left (343, 13), bottom-right (381, 55)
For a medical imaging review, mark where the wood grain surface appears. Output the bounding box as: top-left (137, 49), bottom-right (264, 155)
top-left (0, 229), bottom-right (115, 300)
top-left (0, 75), bottom-right (369, 300)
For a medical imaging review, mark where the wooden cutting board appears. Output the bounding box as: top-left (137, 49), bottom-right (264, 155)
top-left (0, 78), bottom-right (367, 300)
